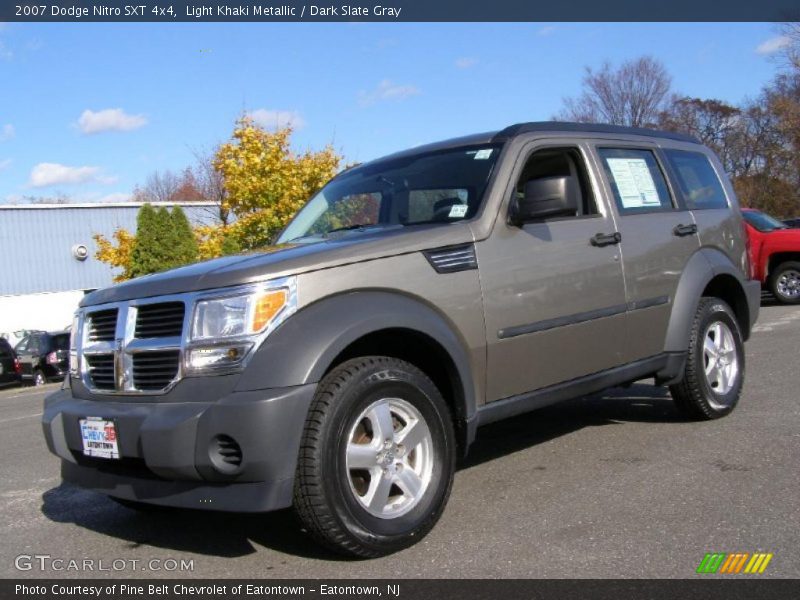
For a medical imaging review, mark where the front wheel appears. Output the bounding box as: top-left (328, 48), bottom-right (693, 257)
top-left (669, 297), bottom-right (744, 419)
top-left (293, 357), bottom-right (456, 558)
top-left (769, 261), bottom-right (800, 304)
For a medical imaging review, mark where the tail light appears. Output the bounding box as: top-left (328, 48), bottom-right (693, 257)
top-left (13, 358), bottom-right (21, 375)
top-left (46, 351), bottom-right (59, 365)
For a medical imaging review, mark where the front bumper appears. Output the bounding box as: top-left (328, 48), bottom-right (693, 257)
top-left (42, 382), bottom-right (316, 512)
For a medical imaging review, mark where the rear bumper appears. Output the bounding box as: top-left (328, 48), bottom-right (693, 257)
top-left (42, 382), bottom-right (316, 512)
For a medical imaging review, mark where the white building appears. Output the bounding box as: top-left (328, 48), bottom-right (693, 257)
top-left (0, 202), bottom-right (219, 344)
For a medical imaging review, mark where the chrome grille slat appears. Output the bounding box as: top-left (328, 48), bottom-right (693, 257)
top-left (86, 309), bottom-right (118, 342)
top-left (134, 302), bottom-right (185, 338)
top-left (85, 354), bottom-right (116, 390)
top-left (131, 350), bottom-right (180, 390)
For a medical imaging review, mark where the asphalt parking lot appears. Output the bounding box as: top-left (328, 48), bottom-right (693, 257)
top-left (1, 303), bottom-right (798, 579)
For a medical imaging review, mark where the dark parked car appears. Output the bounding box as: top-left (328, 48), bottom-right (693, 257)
top-left (783, 217), bottom-right (800, 228)
top-left (0, 337), bottom-right (22, 388)
top-left (15, 331), bottom-right (69, 386)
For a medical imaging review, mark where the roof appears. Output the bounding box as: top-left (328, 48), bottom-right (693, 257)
top-left (493, 121), bottom-right (700, 144)
top-left (351, 121), bottom-right (700, 173)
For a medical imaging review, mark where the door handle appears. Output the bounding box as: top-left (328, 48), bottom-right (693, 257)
top-left (673, 223), bottom-right (698, 237)
top-left (590, 231), bottom-right (622, 247)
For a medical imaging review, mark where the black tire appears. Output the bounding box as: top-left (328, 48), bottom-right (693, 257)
top-left (769, 261), bottom-right (800, 304)
top-left (669, 297), bottom-right (745, 420)
top-left (33, 370), bottom-right (46, 387)
top-left (293, 356), bottom-right (456, 558)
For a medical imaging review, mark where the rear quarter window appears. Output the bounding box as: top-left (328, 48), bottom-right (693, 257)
top-left (664, 150), bottom-right (728, 210)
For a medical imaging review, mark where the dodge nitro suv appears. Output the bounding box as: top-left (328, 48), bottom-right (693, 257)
top-left (44, 123), bottom-right (760, 557)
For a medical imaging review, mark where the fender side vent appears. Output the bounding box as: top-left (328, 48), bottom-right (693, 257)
top-left (424, 244), bottom-right (478, 274)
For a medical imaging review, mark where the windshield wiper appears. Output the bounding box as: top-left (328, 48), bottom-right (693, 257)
top-left (400, 219), bottom-right (452, 227)
top-left (325, 223), bottom-right (381, 234)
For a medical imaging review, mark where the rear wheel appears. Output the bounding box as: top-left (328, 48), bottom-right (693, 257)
top-left (33, 370), bottom-right (46, 386)
top-left (669, 297), bottom-right (744, 419)
top-left (769, 261), bottom-right (800, 304)
top-left (294, 357), bottom-right (456, 558)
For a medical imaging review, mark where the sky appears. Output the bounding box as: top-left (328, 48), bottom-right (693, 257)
top-left (0, 22), bottom-right (793, 204)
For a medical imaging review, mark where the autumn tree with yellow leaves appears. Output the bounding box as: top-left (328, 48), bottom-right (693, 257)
top-left (93, 228), bottom-right (136, 283)
top-left (94, 118), bottom-right (342, 280)
top-left (214, 118), bottom-right (342, 250)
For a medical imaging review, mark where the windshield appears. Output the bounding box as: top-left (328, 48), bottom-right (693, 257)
top-left (742, 210), bottom-right (788, 232)
top-left (277, 144), bottom-right (501, 243)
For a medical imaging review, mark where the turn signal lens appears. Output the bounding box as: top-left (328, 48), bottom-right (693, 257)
top-left (252, 290), bottom-right (288, 333)
top-left (187, 343), bottom-right (253, 371)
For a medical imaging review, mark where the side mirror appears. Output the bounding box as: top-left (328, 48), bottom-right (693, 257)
top-left (509, 175), bottom-right (578, 225)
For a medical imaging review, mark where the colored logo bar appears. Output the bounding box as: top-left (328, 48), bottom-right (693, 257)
top-left (697, 552), bottom-right (773, 574)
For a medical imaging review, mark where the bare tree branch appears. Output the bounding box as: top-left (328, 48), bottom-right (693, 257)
top-left (557, 56), bottom-right (672, 128)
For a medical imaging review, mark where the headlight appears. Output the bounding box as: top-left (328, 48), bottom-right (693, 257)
top-left (186, 276), bottom-right (296, 374)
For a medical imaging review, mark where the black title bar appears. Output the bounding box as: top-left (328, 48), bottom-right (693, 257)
top-left (2, 0), bottom-right (800, 22)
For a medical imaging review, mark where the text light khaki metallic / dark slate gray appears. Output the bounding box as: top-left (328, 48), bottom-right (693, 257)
top-left (43, 122), bottom-right (761, 557)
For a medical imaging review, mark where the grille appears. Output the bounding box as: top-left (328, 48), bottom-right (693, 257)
top-left (87, 309), bottom-right (118, 342)
top-left (86, 354), bottom-right (116, 390)
top-left (424, 244), bottom-right (478, 273)
top-left (134, 302), bottom-right (185, 338)
top-left (132, 351), bottom-right (180, 390)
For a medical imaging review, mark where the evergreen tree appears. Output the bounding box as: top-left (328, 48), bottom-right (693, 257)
top-left (128, 204), bottom-right (199, 278)
top-left (129, 204), bottom-right (162, 278)
top-left (169, 206), bottom-right (199, 265)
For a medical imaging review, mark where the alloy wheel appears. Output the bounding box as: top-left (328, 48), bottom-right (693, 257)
top-left (345, 397), bottom-right (434, 519)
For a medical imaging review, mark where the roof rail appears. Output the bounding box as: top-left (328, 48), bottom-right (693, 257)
top-left (493, 121), bottom-right (699, 144)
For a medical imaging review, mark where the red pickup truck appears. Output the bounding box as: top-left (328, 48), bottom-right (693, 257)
top-left (742, 208), bottom-right (800, 304)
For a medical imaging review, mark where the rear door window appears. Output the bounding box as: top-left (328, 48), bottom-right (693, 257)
top-left (27, 335), bottom-right (41, 354)
top-left (598, 148), bottom-right (674, 214)
top-left (664, 150), bottom-right (728, 210)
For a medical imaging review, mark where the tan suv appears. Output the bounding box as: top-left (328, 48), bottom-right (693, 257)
top-left (44, 122), bottom-right (760, 557)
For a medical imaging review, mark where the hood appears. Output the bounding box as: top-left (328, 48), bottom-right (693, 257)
top-left (769, 226), bottom-right (800, 237)
top-left (82, 223), bottom-right (474, 306)
top-left (761, 226), bottom-right (800, 243)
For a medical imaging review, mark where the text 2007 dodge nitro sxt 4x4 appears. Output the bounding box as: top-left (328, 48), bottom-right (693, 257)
top-left (44, 123), bottom-right (760, 557)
